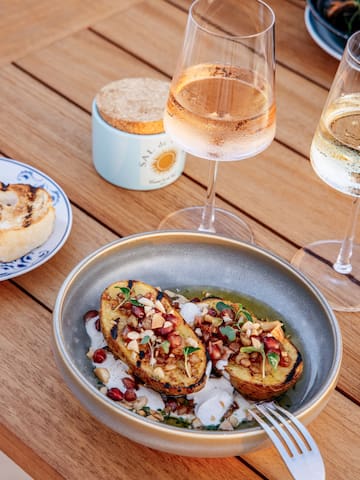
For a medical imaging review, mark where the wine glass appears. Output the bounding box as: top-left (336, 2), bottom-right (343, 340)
top-left (292, 31), bottom-right (360, 312)
top-left (158, 0), bottom-right (276, 241)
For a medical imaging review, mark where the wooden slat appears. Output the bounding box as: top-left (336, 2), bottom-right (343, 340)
top-left (336, 313), bottom-right (360, 401)
top-left (276, 64), bottom-right (328, 156)
top-left (0, 0), bottom-right (138, 65)
top-left (13, 205), bottom-right (118, 308)
top-left (16, 29), bottom-right (169, 113)
top-left (93, 0), bottom-right (187, 76)
top-left (0, 425), bottom-right (64, 480)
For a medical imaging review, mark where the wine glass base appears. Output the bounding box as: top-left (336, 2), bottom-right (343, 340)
top-left (292, 240), bottom-right (360, 312)
top-left (158, 206), bottom-right (254, 242)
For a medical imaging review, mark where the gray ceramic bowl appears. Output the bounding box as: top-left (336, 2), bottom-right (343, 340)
top-left (52, 231), bottom-right (342, 457)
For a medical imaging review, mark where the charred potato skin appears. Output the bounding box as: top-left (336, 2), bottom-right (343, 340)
top-left (193, 297), bottom-right (304, 401)
top-left (100, 280), bottom-right (207, 396)
top-left (226, 339), bottom-right (303, 401)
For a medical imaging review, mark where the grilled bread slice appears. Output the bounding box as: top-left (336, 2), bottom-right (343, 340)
top-left (100, 280), bottom-right (207, 396)
top-left (0, 183), bottom-right (56, 262)
top-left (192, 297), bottom-right (303, 401)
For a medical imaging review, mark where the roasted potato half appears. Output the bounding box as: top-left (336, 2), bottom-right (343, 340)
top-left (226, 337), bottom-right (303, 401)
top-left (192, 297), bottom-right (303, 401)
top-left (100, 280), bottom-right (207, 396)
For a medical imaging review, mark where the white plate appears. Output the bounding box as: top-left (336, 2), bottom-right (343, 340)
top-left (0, 157), bottom-right (72, 280)
top-left (304, 6), bottom-right (343, 61)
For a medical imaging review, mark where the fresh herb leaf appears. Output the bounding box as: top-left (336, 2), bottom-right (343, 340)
top-left (267, 352), bottom-right (280, 370)
top-left (141, 335), bottom-right (151, 345)
top-left (240, 346), bottom-right (260, 354)
top-left (114, 286), bottom-right (131, 307)
top-left (163, 416), bottom-right (192, 428)
top-left (235, 306), bottom-right (244, 323)
top-left (183, 346), bottom-right (201, 378)
top-left (204, 425), bottom-right (219, 431)
top-left (115, 286), bottom-right (130, 296)
top-left (241, 309), bottom-right (253, 323)
top-left (216, 301), bottom-right (233, 312)
top-left (130, 298), bottom-right (143, 306)
top-left (234, 304), bottom-right (253, 324)
top-left (183, 346), bottom-right (200, 356)
top-left (160, 340), bottom-right (170, 354)
top-left (219, 325), bottom-right (236, 342)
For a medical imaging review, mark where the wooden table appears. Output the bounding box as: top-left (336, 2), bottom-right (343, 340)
top-left (1, 1), bottom-right (359, 478)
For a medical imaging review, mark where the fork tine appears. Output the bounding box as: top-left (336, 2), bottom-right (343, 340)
top-left (271, 403), bottom-right (320, 453)
top-left (249, 407), bottom-right (294, 461)
top-left (260, 402), bottom-right (309, 454)
top-left (255, 403), bottom-right (300, 457)
top-left (249, 402), bottom-right (326, 480)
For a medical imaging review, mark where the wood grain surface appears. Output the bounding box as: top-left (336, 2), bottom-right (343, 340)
top-left (0, 1), bottom-right (359, 479)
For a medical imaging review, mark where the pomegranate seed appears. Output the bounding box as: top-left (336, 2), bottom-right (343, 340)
top-left (279, 353), bottom-right (290, 367)
top-left (107, 388), bottom-right (123, 401)
top-left (208, 342), bottom-right (222, 360)
top-left (93, 348), bottom-right (107, 363)
top-left (168, 332), bottom-right (182, 349)
top-left (165, 399), bottom-right (178, 412)
top-left (164, 313), bottom-right (179, 326)
top-left (122, 377), bottom-right (136, 390)
top-left (207, 308), bottom-right (217, 317)
top-left (124, 389), bottom-right (137, 401)
top-left (83, 310), bottom-right (99, 322)
top-left (158, 323), bottom-right (174, 336)
top-left (132, 305), bottom-right (145, 318)
top-left (263, 336), bottom-right (280, 353)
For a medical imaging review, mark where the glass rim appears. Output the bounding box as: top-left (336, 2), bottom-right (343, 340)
top-left (189, 0), bottom-right (275, 40)
top-left (347, 30), bottom-right (360, 65)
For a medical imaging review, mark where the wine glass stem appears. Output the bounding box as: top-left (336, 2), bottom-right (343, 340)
top-left (199, 160), bottom-right (218, 233)
top-left (333, 197), bottom-right (359, 274)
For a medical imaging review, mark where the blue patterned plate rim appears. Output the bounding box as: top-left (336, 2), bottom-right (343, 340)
top-left (304, 6), bottom-right (343, 61)
top-left (0, 157), bottom-right (72, 280)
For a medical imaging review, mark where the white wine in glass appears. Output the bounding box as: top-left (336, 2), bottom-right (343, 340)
top-left (159, 0), bottom-right (276, 241)
top-left (292, 31), bottom-right (360, 312)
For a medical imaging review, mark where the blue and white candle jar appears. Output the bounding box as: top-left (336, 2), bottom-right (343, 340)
top-left (92, 78), bottom-right (185, 190)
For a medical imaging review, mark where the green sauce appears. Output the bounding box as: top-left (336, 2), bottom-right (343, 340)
top-left (170, 285), bottom-right (286, 322)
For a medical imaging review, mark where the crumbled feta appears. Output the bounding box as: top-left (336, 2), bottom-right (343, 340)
top-left (188, 376), bottom-right (234, 427)
top-left (180, 302), bottom-right (201, 327)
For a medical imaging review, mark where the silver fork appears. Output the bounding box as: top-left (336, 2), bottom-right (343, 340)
top-left (249, 402), bottom-right (325, 480)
